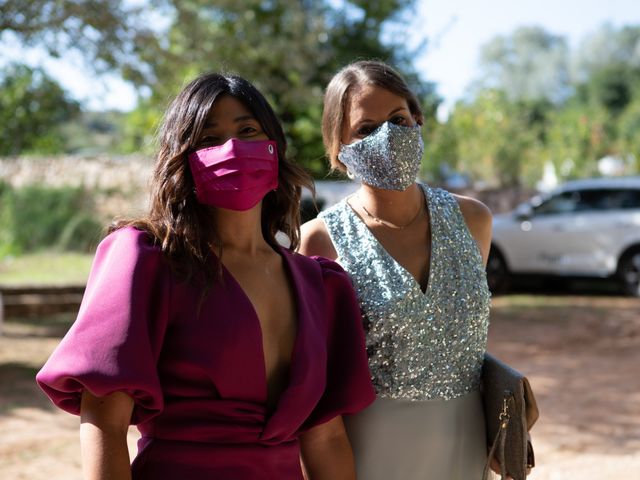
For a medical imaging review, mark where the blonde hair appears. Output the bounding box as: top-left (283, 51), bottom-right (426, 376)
top-left (321, 60), bottom-right (424, 172)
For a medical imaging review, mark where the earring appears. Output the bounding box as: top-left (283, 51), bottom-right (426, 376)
top-left (346, 168), bottom-right (355, 180)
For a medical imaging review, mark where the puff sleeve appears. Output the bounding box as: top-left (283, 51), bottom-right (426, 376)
top-left (304, 257), bottom-right (375, 428)
top-left (36, 227), bottom-right (171, 424)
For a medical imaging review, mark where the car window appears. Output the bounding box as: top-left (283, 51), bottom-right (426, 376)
top-left (534, 188), bottom-right (640, 215)
top-left (534, 191), bottom-right (580, 215)
top-left (573, 189), bottom-right (610, 211)
top-left (579, 188), bottom-right (640, 210)
top-left (617, 189), bottom-right (640, 209)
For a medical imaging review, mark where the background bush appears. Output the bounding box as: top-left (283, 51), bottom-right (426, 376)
top-left (0, 182), bottom-right (103, 257)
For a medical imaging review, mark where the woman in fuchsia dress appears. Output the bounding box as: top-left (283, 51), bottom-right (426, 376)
top-left (36, 73), bottom-right (374, 479)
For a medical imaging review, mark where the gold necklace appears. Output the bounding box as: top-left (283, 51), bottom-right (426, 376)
top-left (356, 194), bottom-right (423, 230)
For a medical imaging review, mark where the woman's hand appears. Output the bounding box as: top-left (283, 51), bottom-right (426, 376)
top-left (299, 416), bottom-right (356, 480)
top-left (490, 456), bottom-right (511, 478)
top-left (80, 390), bottom-right (134, 480)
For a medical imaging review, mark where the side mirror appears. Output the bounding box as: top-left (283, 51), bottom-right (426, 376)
top-left (514, 203), bottom-right (533, 220)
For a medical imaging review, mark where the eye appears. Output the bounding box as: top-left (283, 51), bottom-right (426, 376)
top-left (390, 115), bottom-right (408, 125)
top-left (239, 125), bottom-right (260, 136)
top-left (356, 124), bottom-right (377, 138)
top-left (195, 135), bottom-right (220, 148)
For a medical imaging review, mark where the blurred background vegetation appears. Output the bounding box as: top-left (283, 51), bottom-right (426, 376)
top-left (0, 0), bottom-right (439, 175)
top-left (0, 0), bottom-right (639, 263)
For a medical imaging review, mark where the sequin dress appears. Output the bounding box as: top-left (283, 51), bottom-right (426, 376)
top-left (318, 184), bottom-right (491, 480)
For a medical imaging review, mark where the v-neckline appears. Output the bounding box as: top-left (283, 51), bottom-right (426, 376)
top-left (345, 183), bottom-right (435, 296)
top-left (218, 245), bottom-right (302, 414)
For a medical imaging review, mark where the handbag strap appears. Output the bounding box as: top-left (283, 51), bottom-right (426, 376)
top-left (483, 394), bottom-right (512, 480)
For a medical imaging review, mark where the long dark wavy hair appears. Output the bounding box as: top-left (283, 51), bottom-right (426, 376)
top-left (113, 73), bottom-right (313, 285)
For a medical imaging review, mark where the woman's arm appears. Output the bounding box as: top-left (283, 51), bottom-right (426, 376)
top-left (299, 416), bottom-right (356, 480)
top-left (80, 390), bottom-right (134, 480)
top-left (299, 219), bottom-right (338, 259)
top-left (454, 194), bottom-right (493, 266)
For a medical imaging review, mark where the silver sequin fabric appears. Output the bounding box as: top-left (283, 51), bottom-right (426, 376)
top-left (319, 184), bottom-right (490, 400)
top-left (337, 122), bottom-right (424, 191)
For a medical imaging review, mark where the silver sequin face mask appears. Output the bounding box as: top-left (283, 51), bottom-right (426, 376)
top-left (338, 121), bottom-right (424, 191)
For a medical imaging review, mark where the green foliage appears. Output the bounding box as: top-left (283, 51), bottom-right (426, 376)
top-left (60, 110), bottom-right (127, 155)
top-left (119, 0), bottom-right (438, 176)
top-left (590, 65), bottom-right (633, 114)
top-left (440, 90), bottom-right (544, 186)
top-left (618, 98), bottom-right (640, 171)
top-left (422, 117), bottom-right (458, 179)
top-left (543, 102), bottom-right (610, 179)
top-left (0, 183), bottom-right (103, 257)
top-left (477, 26), bottom-right (571, 103)
top-left (2, 1), bottom-right (438, 171)
top-left (14, 2), bottom-right (640, 189)
top-left (0, 63), bottom-right (80, 156)
top-left (427, 23), bottom-right (640, 187)
top-left (119, 99), bottom-right (161, 154)
top-left (0, 252), bottom-right (93, 285)
top-left (0, 0), bottom-right (157, 84)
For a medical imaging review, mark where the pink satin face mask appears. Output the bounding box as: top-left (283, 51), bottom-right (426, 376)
top-left (188, 138), bottom-right (279, 211)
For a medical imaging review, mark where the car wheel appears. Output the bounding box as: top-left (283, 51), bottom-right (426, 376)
top-left (486, 246), bottom-right (510, 294)
top-left (618, 249), bottom-right (640, 297)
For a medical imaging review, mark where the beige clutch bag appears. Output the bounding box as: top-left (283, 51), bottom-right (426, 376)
top-left (481, 353), bottom-right (540, 480)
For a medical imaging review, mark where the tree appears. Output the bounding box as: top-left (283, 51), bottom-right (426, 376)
top-left (432, 23), bottom-right (640, 187)
top-left (0, 0), bottom-right (157, 83)
top-left (617, 98), bottom-right (640, 171)
top-left (120, 0), bottom-right (438, 175)
top-left (573, 25), bottom-right (640, 116)
top-left (431, 89), bottom-right (550, 187)
top-left (422, 118), bottom-right (459, 180)
top-left (543, 102), bottom-right (609, 180)
top-left (1, 1), bottom-right (439, 172)
top-left (572, 24), bottom-right (640, 82)
top-left (0, 63), bottom-right (79, 156)
top-left (476, 26), bottom-right (571, 104)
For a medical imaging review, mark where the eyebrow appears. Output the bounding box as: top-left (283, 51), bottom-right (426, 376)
top-left (204, 114), bottom-right (257, 128)
top-left (353, 106), bottom-right (408, 127)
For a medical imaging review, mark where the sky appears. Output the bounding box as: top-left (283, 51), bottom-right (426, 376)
top-left (2, 0), bottom-right (640, 113)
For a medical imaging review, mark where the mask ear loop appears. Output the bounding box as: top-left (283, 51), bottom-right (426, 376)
top-left (338, 145), bottom-right (356, 180)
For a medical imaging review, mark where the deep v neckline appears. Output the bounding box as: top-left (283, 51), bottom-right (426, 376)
top-left (218, 246), bottom-right (302, 412)
top-left (345, 183), bottom-right (435, 296)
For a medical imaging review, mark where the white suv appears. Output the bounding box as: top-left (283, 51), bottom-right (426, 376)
top-left (488, 176), bottom-right (640, 296)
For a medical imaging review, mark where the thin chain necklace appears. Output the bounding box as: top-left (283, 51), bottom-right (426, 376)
top-left (356, 193), bottom-right (424, 230)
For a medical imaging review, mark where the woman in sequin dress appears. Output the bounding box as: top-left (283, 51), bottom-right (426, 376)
top-left (299, 61), bottom-right (493, 479)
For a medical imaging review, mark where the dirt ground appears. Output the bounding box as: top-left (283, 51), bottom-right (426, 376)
top-left (0, 294), bottom-right (638, 479)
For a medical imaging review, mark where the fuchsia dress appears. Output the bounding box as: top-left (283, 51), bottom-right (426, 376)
top-left (36, 227), bottom-right (375, 479)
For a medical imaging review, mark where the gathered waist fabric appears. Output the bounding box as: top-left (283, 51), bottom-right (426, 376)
top-left (136, 396), bottom-right (314, 447)
top-left (132, 435), bottom-right (303, 479)
top-left (139, 397), bottom-right (276, 445)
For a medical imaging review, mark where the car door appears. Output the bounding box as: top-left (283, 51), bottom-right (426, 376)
top-left (500, 190), bottom-right (584, 273)
top-left (506, 189), bottom-right (633, 275)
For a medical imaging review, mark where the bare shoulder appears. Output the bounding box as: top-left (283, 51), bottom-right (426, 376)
top-left (452, 194), bottom-right (492, 227)
top-left (299, 217), bottom-right (338, 260)
top-left (452, 194), bottom-right (493, 264)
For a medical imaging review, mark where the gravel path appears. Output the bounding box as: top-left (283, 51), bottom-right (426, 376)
top-left (1, 295), bottom-right (638, 479)
top-left (487, 295), bottom-right (640, 479)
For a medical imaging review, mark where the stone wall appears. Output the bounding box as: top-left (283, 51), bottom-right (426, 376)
top-left (0, 154), bottom-right (155, 219)
top-left (0, 155), bottom-right (534, 219)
